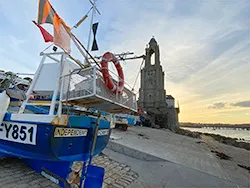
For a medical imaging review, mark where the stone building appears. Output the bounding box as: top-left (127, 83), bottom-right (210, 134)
top-left (138, 38), bottom-right (179, 131)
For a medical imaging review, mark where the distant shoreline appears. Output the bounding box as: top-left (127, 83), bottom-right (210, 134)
top-left (175, 127), bottom-right (250, 151)
top-left (180, 122), bottom-right (250, 129)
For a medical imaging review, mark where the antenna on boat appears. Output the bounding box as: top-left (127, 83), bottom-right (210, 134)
top-left (72, 0), bottom-right (100, 30)
top-left (63, 0), bottom-right (101, 67)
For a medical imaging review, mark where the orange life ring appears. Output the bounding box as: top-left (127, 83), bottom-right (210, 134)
top-left (100, 52), bottom-right (124, 94)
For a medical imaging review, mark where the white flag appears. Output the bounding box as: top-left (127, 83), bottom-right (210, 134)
top-left (54, 22), bottom-right (71, 53)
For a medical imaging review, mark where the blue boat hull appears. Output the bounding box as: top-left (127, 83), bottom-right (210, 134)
top-left (0, 112), bottom-right (111, 162)
top-left (23, 158), bottom-right (76, 187)
top-left (0, 104), bottom-right (111, 187)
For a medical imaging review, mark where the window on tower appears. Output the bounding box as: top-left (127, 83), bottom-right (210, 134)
top-left (150, 52), bottom-right (155, 65)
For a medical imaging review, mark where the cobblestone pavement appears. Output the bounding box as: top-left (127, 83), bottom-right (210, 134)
top-left (92, 154), bottom-right (139, 188)
top-left (0, 154), bottom-right (138, 188)
top-left (0, 157), bottom-right (59, 188)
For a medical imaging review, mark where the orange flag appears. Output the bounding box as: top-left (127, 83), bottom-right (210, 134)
top-left (37, 0), bottom-right (60, 31)
top-left (37, 0), bottom-right (71, 52)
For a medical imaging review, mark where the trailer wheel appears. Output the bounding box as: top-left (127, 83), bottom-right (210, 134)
top-left (122, 125), bottom-right (128, 131)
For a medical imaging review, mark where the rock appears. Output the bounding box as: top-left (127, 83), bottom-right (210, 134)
top-left (175, 128), bottom-right (201, 139)
top-left (211, 150), bottom-right (231, 160)
top-left (237, 164), bottom-right (250, 173)
top-left (137, 133), bottom-right (149, 140)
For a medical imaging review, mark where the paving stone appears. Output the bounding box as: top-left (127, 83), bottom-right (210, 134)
top-left (107, 171), bottom-right (114, 177)
top-left (28, 185), bottom-right (42, 188)
top-left (123, 167), bottom-right (130, 172)
top-left (105, 177), bottom-right (114, 185)
top-left (2, 183), bottom-right (22, 188)
top-left (119, 170), bottom-right (128, 175)
top-left (111, 182), bottom-right (124, 188)
top-left (15, 184), bottom-right (28, 188)
top-left (105, 163), bottom-right (117, 172)
top-left (102, 182), bottom-right (108, 188)
top-left (29, 178), bottom-right (43, 185)
top-left (0, 177), bottom-right (16, 186)
top-left (24, 170), bottom-right (36, 175)
top-left (104, 161), bottom-right (111, 166)
top-left (111, 173), bottom-right (121, 180)
top-left (132, 173), bottom-right (139, 179)
top-left (114, 166), bottom-right (123, 170)
top-left (104, 165), bottom-right (114, 172)
top-left (120, 164), bottom-right (126, 168)
top-left (0, 172), bottom-right (13, 178)
top-left (22, 173), bottom-right (37, 180)
top-left (121, 175), bottom-right (135, 183)
top-left (109, 169), bottom-right (119, 176)
top-left (117, 178), bottom-right (131, 185)
top-left (115, 179), bottom-right (130, 187)
top-left (12, 172), bottom-right (26, 178)
top-left (39, 179), bottom-right (53, 187)
top-left (126, 171), bottom-right (136, 176)
top-left (0, 175), bottom-right (13, 182)
top-left (49, 183), bottom-right (60, 188)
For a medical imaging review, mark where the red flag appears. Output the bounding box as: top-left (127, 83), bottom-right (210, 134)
top-left (32, 20), bottom-right (53, 42)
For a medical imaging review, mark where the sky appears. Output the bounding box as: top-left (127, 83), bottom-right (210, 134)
top-left (0, 0), bottom-right (249, 124)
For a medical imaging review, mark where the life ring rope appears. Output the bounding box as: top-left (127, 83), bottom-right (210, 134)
top-left (100, 52), bottom-right (124, 94)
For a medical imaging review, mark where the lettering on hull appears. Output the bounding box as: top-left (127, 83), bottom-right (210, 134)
top-left (54, 128), bottom-right (88, 137)
top-left (98, 129), bottom-right (109, 136)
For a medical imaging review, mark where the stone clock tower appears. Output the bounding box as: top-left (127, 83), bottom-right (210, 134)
top-left (139, 38), bottom-right (167, 112)
top-left (138, 38), bottom-right (179, 130)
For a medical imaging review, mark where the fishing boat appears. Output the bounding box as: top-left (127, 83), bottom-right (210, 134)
top-left (0, 50), bottom-right (136, 188)
top-left (0, 53), bottom-right (137, 186)
top-left (0, 0), bottom-right (137, 187)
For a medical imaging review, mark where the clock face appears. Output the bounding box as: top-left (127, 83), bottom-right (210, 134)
top-left (147, 70), bottom-right (155, 77)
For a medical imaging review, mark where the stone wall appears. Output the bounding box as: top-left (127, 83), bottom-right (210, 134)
top-left (142, 107), bottom-right (179, 131)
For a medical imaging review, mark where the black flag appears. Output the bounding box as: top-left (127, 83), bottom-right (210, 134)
top-left (91, 22), bottom-right (99, 51)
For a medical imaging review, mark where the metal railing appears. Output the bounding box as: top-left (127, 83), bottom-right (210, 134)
top-left (61, 66), bottom-right (137, 113)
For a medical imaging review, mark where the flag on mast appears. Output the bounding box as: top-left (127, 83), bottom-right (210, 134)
top-left (91, 22), bottom-right (99, 51)
top-left (32, 20), bottom-right (53, 42)
top-left (54, 21), bottom-right (71, 53)
top-left (37, 0), bottom-right (60, 31)
top-left (37, 0), bottom-right (71, 53)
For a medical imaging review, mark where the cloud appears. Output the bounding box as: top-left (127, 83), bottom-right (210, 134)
top-left (208, 102), bottom-right (226, 109)
top-left (231, 101), bottom-right (250, 108)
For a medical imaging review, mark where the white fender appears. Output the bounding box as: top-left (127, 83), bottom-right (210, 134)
top-left (0, 90), bottom-right (10, 124)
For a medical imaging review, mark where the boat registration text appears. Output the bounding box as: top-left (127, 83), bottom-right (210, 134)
top-left (0, 121), bottom-right (37, 145)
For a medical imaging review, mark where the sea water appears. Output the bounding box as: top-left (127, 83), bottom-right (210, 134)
top-left (181, 127), bottom-right (250, 143)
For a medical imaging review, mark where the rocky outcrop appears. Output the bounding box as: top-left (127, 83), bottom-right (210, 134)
top-left (175, 128), bottom-right (250, 151)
